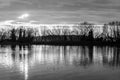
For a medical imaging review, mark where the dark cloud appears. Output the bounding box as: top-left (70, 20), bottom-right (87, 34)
top-left (60, 0), bottom-right (120, 11)
top-left (92, 0), bottom-right (110, 4)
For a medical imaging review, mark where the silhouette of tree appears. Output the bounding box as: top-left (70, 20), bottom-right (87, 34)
top-left (10, 28), bottom-right (16, 42)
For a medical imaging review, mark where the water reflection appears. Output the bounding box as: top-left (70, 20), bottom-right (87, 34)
top-left (0, 45), bottom-right (120, 80)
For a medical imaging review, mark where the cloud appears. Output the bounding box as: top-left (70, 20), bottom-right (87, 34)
top-left (60, 0), bottom-right (120, 11)
top-left (92, 0), bottom-right (110, 4)
top-left (0, 0), bottom-right (120, 24)
top-left (1, 0), bottom-right (120, 11)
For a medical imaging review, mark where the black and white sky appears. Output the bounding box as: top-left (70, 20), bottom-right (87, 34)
top-left (0, 0), bottom-right (120, 24)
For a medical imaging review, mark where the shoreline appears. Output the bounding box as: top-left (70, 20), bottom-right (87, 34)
top-left (0, 41), bottom-right (120, 46)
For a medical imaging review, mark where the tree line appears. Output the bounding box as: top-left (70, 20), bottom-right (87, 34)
top-left (0, 21), bottom-right (120, 45)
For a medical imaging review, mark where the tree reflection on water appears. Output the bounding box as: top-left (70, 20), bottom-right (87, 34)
top-left (0, 45), bottom-right (120, 80)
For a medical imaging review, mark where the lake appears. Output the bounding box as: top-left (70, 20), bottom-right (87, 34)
top-left (0, 45), bottom-right (120, 80)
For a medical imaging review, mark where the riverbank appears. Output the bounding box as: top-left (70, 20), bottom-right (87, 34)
top-left (0, 41), bottom-right (120, 47)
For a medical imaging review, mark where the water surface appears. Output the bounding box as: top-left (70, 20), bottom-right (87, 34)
top-left (0, 45), bottom-right (120, 80)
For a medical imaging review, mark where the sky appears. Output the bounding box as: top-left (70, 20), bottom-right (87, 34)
top-left (0, 0), bottom-right (120, 24)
